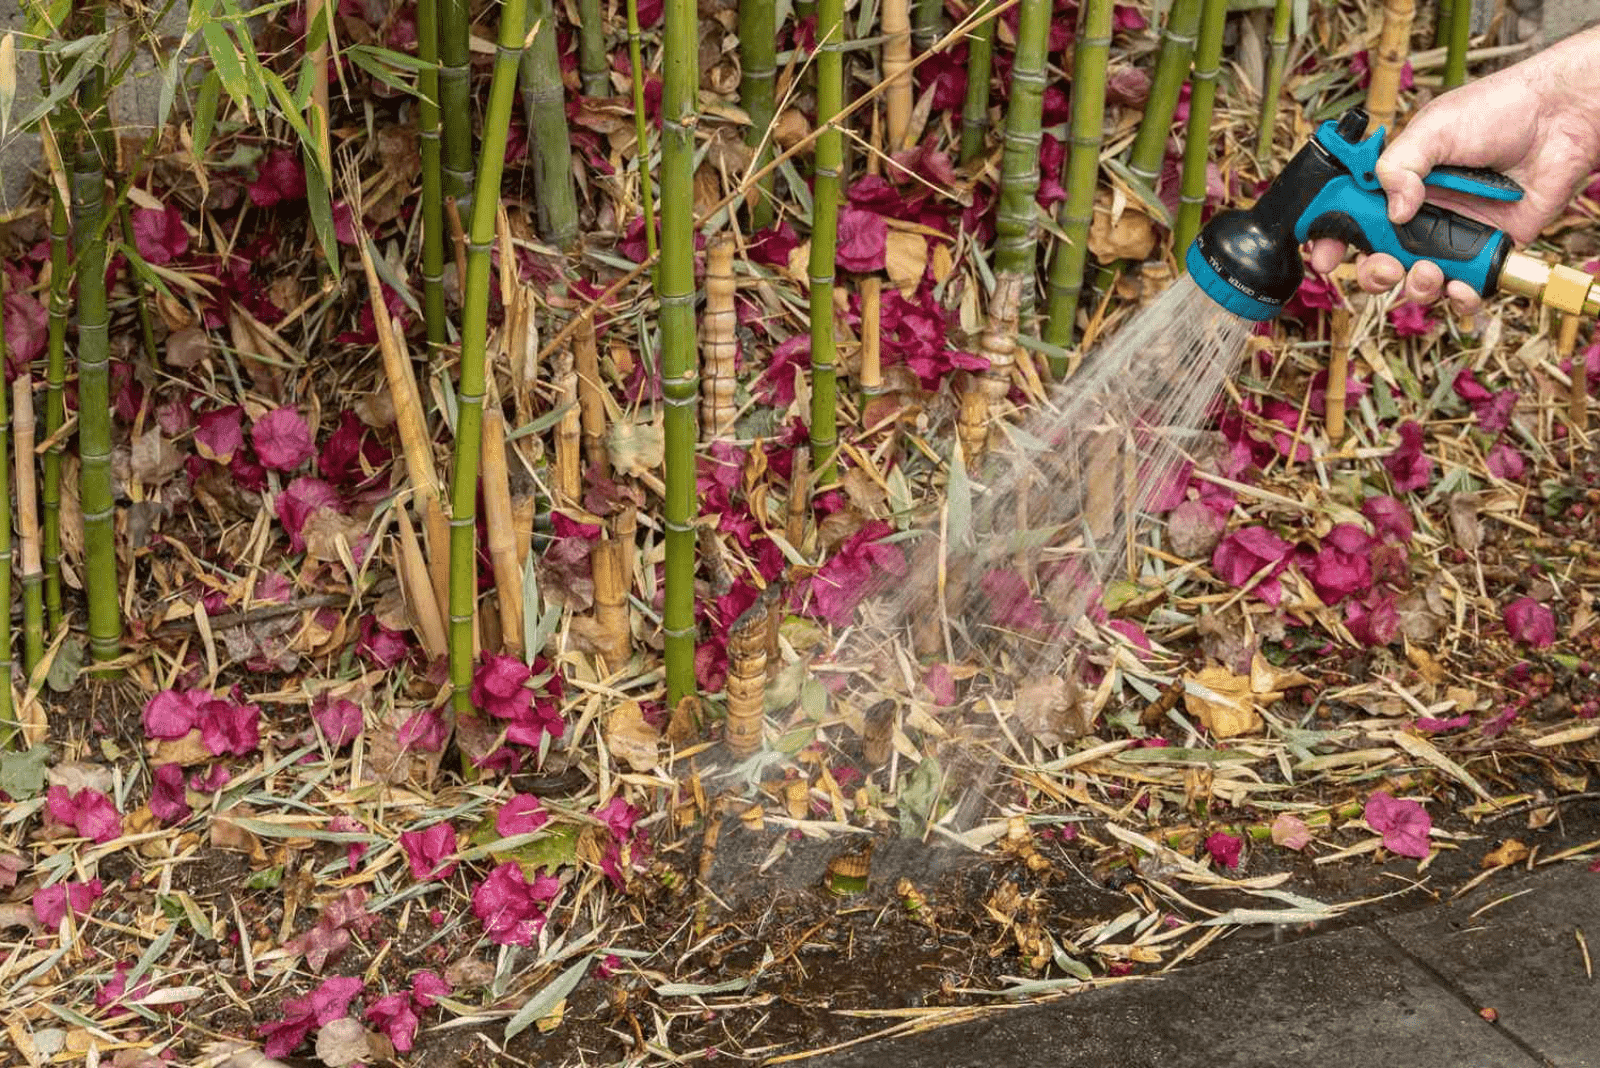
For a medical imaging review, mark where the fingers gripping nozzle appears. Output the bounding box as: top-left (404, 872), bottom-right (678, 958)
top-left (1185, 105), bottom-right (1520, 321)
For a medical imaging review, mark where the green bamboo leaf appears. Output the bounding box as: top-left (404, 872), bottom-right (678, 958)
top-left (347, 43), bottom-right (436, 74)
top-left (505, 955), bottom-right (593, 1041)
top-left (303, 146), bottom-right (342, 278)
top-left (201, 23), bottom-right (251, 120)
top-left (192, 68), bottom-right (223, 160)
top-left (16, 36), bottom-right (108, 131)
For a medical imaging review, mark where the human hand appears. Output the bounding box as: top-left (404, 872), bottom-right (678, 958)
top-left (1307, 27), bottom-right (1600, 315)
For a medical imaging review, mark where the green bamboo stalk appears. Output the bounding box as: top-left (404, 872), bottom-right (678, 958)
top-left (958, 0), bottom-right (995, 164)
top-left (73, 0), bottom-right (123, 672)
top-left (1126, 0), bottom-right (1201, 187)
top-left (1041, 0), bottom-right (1111, 367)
top-left (912, 0), bottom-right (941, 52)
top-left (659, 0), bottom-right (700, 707)
top-left (991, 0), bottom-right (1051, 299)
top-left (578, 0), bottom-right (610, 96)
top-left (808, 0), bottom-right (845, 482)
top-left (521, 0), bottom-right (580, 247)
top-left (1433, 0), bottom-right (1454, 49)
top-left (439, 0), bottom-right (476, 206)
top-left (0, 279), bottom-right (16, 745)
top-left (739, 0), bottom-right (777, 229)
top-left (43, 177), bottom-right (68, 631)
top-left (627, 0), bottom-right (658, 255)
top-left (1442, 0), bottom-right (1469, 89)
top-left (1173, 0), bottom-right (1226, 256)
top-left (417, 0), bottom-right (447, 349)
top-left (795, 1), bottom-right (817, 21)
top-left (449, 0), bottom-right (528, 713)
top-left (1256, 0), bottom-right (1290, 164)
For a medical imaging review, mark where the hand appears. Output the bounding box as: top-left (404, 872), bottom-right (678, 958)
top-left (1307, 28), bottom-right (1600, 315)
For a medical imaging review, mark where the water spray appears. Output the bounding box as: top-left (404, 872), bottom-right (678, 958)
top-left (1187, 105), bottom-right (1599, 320)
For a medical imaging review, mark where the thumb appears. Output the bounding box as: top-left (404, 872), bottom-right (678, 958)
top-left (1373, 132), bottom-right (1440, 226)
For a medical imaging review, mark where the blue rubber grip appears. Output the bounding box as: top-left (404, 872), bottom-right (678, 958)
top-left (1294, 176), bottom-right (1508, 296)
top-left (1424, 165), bottom-right (1525, 202)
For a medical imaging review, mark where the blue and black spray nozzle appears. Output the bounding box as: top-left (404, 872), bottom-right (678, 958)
top-left (1186, 106), bottom-right (1523, 322)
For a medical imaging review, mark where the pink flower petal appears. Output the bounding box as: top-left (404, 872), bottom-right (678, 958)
top-left (252, 407), bottom-right (316, 471)
top-left (1204, 831), bottom-right (1242, 869)
top-left (400, 823), bottom-right (458, 881)
top-left (496, 794), bottom-right (550, 838)
top-left (1364, 791), bottom-right (1432, 858)
top-left (149, 763), bottom-right (191, 825)
top-left (1270, 814), bottom-right (1311, 851)
top-left (1504, 597), bottom-right (1556, 648)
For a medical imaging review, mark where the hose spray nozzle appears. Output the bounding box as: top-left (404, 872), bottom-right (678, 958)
top-left (1186, 105), bottom-right (1526, 321)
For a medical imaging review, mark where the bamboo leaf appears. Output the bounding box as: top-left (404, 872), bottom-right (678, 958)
top-left (946, 441), bottom-right (973, 549)
top-left (504, 954), bottom-right (593, 1041)
top-left (16, 35), bottom-right (108, 131)
top-left (201, 23), bottom-right (251, 121)
top-left (303, 144), bottom-right (342, 278)
top-left (344, 47), bottom-right (425, 98)
top-left (192, 69), bottom-right (222, 160)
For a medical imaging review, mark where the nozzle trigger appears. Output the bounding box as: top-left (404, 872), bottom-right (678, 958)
top-left (1423, 165), bottom-right (1525, 202)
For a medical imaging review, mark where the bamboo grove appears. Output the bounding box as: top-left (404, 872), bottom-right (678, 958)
top-left (0, 0), bottom-right (1479, 751)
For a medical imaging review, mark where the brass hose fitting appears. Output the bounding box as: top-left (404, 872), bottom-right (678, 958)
top-left (1498, 252), bottom-right (1600, 317)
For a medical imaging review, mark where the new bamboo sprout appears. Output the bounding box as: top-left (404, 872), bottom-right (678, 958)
top-left (13, 376), bottom-right (42, 676)
top-left (882, 0), bottom-right (913, 151)
top-left (724, 597), bottom-right (770, 756)
top-left (959, 0), bottom-right (996, 164)
top-left (992, 0), bottom-right (1052, 309)
top-left (1127, 0), bottom-right (1200, 187)
top-left (1366, 0), bottom-right (1416, 135)
top-left (701, 234), bottom-right (739, 438)
top-left (739, 0), bottom-right (778, 229)
top-left (448, 0), bottom-right (526, 714)
top-left (1442, 0), bottom-right (1469, 89)
top-left (480, 410), bottom-right (524, 658)
top-left (578, 0), bottom-right (610, 96)
top-left (809, 0), bottom-right (846, 482)
top-left (1256, 0), bottom-right (1290, 163)
top-left (522, 0), bottom-right (580, 247)
top-left (416, 0), bottom-right (447, 348)
top-left (1042, 0), bottom-right (1112, 363)
top-left (73, 2), bottom-right (123, 670)
top-left (1173, 0), bottom-right (1227, 256)
top-left (911, 0), bottom-right (941, 52)
top-left (627, 0), bottom-right (658, 254)
top-left (660, 0), bottom-right (700, 705)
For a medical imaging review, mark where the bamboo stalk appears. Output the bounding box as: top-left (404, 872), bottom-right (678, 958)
top-left (448, 0), bottom-right (528, 714)
top-left (1327, 305), bottom-right (1351, 443)
top-left (417, 0), bottom-right (448, 348)
top-left (591, 532), bottom-right (632, 672)
top-left (882, 0), bottom-right (914, 151)
top-left (554, 352), bottom-right (583, 502)
top-left (1042, 0), bottom-right (1112, 365)
top-left (72, 1), bottom-right (122, 672)
top-left (809, 0), bottom-right (846, 483)
top-left (1433, 0), bottom-right (1454, 49)
top-left (1127, 0), bottom-right (1201, 186)
top-left (786, 447), bottom-right (812, 555)
top-left (396, 508), bottom-right (449, 660)
top-left (43, 163), bottom-right (68, 631)
top-left (992, 0), bottom-right (1052, 308)
top-left (439, 0), bottom-right (475, 206)
top-left (1561, 314), bottom-right (1585, 445)
top-left (911, 0), bottom-right (941, 52)
top-left (1256, 0), bottom-right (1290, 164)
top-left (739, 0), bottom-right (777, 229)
top-left (1442, 0), bottom-right (1469, 89)
top-left (578, 0), bottom-right (611, 96)
top-left (574, 318), bottom-right (609, 475)
top-left (701, 234), bottom-right (739, 438)
top-left (627, 0), bottom-right (658, 255)
top-left (513, 495), bottom-right (537, 573)
top-left (522, 0), bottom-right (580, 247)
top-left (859, 276), bottom-right (883, 407)
top-left (0, 282), bottom-right (14, 742)
top-left (957, 388), bottom-right (989, 467)
top-left (723, 598), bottom-right (770, 756)
top-left (1173, 0), bottom-right (1227, 256)
top-left (1367, 0), bottom-right (1417, 135)
top-left (979, 272), bottom-right (1023, 402)
top-left (615, 503), bottom-right (638, 595)
top-left (13, 376), bottom-right (42, 677)
top-left (660, 0), bottom-right (701, 706)
top-left (481, 410), bottom-right (525, 658)
top-left (959, 0), bottom-right (996, 164)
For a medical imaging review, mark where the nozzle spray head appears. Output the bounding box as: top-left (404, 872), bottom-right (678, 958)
top-left (1185, 107), bottom-right (1520, 321)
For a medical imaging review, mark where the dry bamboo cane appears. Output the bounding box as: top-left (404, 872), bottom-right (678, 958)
top-left (574, 317), bottom-right (609, 476)
top-left (701, 234), bottom-right (740, 438)
top-left (591, 531), bottom-right (632, 672)
top-left (513, 495), bottom-right (537, 576)
top-left (12, 377), bottom-right (42, 676)
top-left (554, 351), bottom-right (583, 503)
top-left (615, 504), bottom-right (638, 605)
top-left (1327, 305), bottom-right (1351, 443)
top-left (481, 409), bottom-right (524, 657)
top-left (1561, 314), bottom-right (1585, 452)
top-left (882, 0), bottom-right (914, 151)
top-left (957, 389), bottom-right (989, 469)
top-left (1366, 0), bottom-right (1416, 136)
top-left (723, 598), bottom-right (770, 756)
top-left (859, 277), bottom-right (883, 409)
top-left (786, 448), bottom-right (812, 554)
